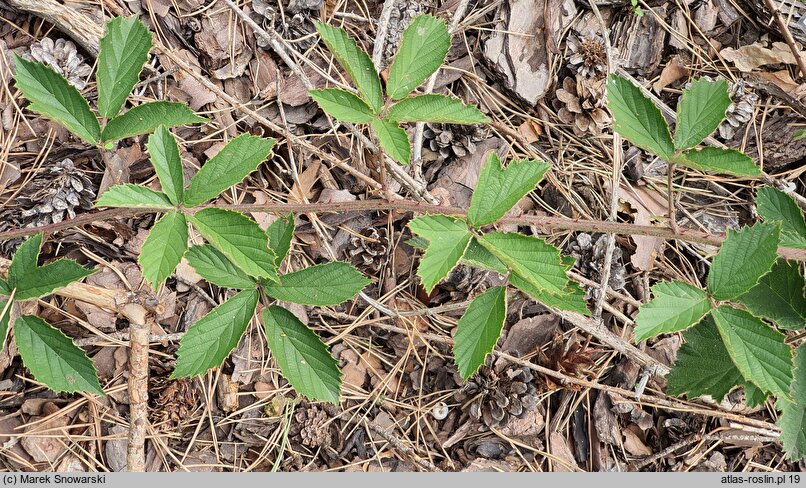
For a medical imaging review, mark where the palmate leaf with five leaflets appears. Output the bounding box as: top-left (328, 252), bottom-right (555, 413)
top-left (756, 186), bottom-right (806, 249)
top-left (739, 259), bottom-right (806, 330)
top-left (466, 154), bottom-right (550, 228)
top-left (14, 315), bottom-right (104, 395)
top-left (96, 184), bottom-right (174, 209)
top-left (97, 16), bottom-right (152, 118)
top-left (263, 305), bottom-right (342, 404)
top-left (707, 223), bottom-right (780, 300)
top-left (666, 316), bottom-right (744, 402)
top-left (607, 75), bottom-right (675, 160)
top-left (314, 22), bottom-right (383, 112)
top-left (172, 289), bottom-right (259, 378)
top-left (138, 211), bottom-right (188, 289)
top-left (674, 78), bottom-right (731, 150)
top-left (386, 95), bottom-right (489, 124)
top-left (633, 280), bottom-right (711, 342)
top-left (779, 343), bottom-right (806, 460)
top-left (189, 208), bottom-right (279, 282)
top-left (453, 286), bottom-right (507, 379)
top-left (13, 55), bottom-right (101, 145)
top-left (408, 215), bottom-right (472, 293)
top-left (711, 305), bottom-right (793, 399)
top-left (478, 232), bottom-right (570, 295)
top-left (371, 119), bottom-right (411, 165)
top-left (101, 101), bottom-right (205, 143)
top-left (146, 126), bottom-right (184, 205)
top-left (263, 262), bottom-right (370, 306)
top-left (185, 244), bottom-right (256, 290)
top-left (386, 14), bottom-right (450, 100)
top-left (183, 134), bottom-right (276, 206)
top-left (309, 88), bottom-right (375, 123)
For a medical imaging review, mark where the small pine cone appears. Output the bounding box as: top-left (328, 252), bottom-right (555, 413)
top-left (566, 34), bottom-right (607, 79)
top-left (15, 158), bottom-right (96, 228)
top-left (432, 265), bottom-right (487, 303)
top-left (347, 227), bottom-right (389, 275)
top-left (568, 233), bottom-right (625, 298)
top-left (25, 38), bottom-right (92, 89)
top-left (252, 0), bottom-right (321, 51)
top-left (423, 123), bottom-right (490, 161)
top-left (456, 362), bottom-right (538, 429)
top-left (553, 75), bottom-right (610, 136)
top-left (150, 378), bottom-right (198, 429)
top-left (289, 404), bottom-right (332, 448)
top-left (718, 79), bottom-right (757, 140)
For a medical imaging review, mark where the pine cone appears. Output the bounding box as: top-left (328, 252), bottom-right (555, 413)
top-left (25, 38), bottom-right (92, 89)
top-left (431, 265), bottom-right (487, 304)
top-left (423, 123), bottom-right (489, 161)
top-left (289, 404), bottom-right (333, 448)
top-left (566, 34), bottom-right (607, 79)
top-left (719, 79), bottom-right (757, 140)
top-left (456, 362), bottom-right (538, 429)
top-left (568, 233), bottom-right (625, 299)
top-left (347, 227), bottom-right (389, 275)
top-left (16, 159), bottom-right (96, 227)
top-left (151, 378), bottom-right (198, 429)
top-left (553, 75), bottom-right (610, 136)
top-left (252, 0), bottom-right (321, 51)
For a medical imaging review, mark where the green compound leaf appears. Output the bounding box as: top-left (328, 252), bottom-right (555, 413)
top-left (460, 238), bottom-right (508, 274)
top-left (467, 154), bottom-right (550, 228)
top-left (138, 211), bottom-right (188, 290)
top-left (707, 223), bottom-right (780, 300)
top-left (739, 259), bottom-right (806, 330)
top-left (184, 134), bottom-right (276, 207)
top-left (633, 280), bottom-right (712, 342)
top-left (262, 305), bottom-right (341, 404)
top-left (8, 234), bottom-right (96, 300)
top-left (408, 215), bottom-right (472, 294)
top-left (95, 184), bottom-right (174, 209)
top-left (779, 342), bottom-right (806, 460)
top-left (386, 94), bottom-right (489, 124)
top-left (666, 316), bottom-right (744, 403)
top-left (309, 88), bottom-right (375, 123)
top-left (13, 55), bottom-right (100, 145)
top-left (712, 305), bottom-right (793, 399)
top-left (674, 78), bottom-right (731, 150)
top-left (0, 300), bottom-right (9, 344)
top-left (756, 186), bottom-right (806, 249)
top-left (509, 272), bottom-right (590, 315)
top-left (267, 214), bottom-right (295, 267)
top-left (185, 244), bottom-right (256, 290)
top-left (314, 22), bottom-right (383, 112)
top-left (454, 286), bottom-right (507, 380)
top-left (372, 119), bottom-right (411, 165)
top-left (607, 74), bottom-right (675, 160)
top-left (14, 315), bottom-right (103, 395)
top-left (189, 208), bottom-right (279, 282)
top-left (478, 232), bottom-right (570, 295)
top-left (97, 16), bottom-right (152, 118)
top-left (172, 289), bottom-right (259, 378)
top-left (263, 262), bottom-right (370, 306)
top-left (386, 14), bottom-right (450, 100)
top-left (677, 147), bottom-right (761, 177)
top-left (146, 126), bottom-right (184, 205)
top-left (101, 101), bottom-right (205, 143)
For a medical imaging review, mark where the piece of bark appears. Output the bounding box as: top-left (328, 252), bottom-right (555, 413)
top-left (612, 5), bottom-right (668, 72)
top-left (483, 0), bottom-right (576, 105)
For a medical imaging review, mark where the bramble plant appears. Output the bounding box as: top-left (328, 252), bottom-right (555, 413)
top-left (309, 15), bottom-right (489, 164)
top-left (608, 74), bottom-right (806, 460)
top-left (10, 16), bottom-right (371, 404)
